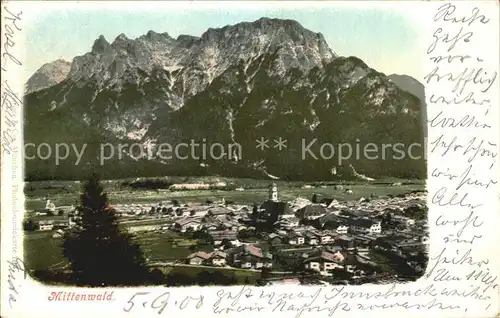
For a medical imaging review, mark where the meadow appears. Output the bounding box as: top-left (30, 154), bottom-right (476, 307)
top-left (24, 230), bottom-right (204, 272)
top-left (24, 176), bottom-right (425, 212)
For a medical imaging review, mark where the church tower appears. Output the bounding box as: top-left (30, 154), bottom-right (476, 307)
top-left (269, 182), bottom-right (278, 202)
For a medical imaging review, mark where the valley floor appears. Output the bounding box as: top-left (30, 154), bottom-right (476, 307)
top-left (23, 177), bottom-right (427, 286)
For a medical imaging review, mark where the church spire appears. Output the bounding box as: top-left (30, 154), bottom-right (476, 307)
top-left (269, 182), bottom-right (278, 202)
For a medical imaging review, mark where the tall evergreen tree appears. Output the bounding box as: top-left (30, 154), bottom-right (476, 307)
top-left (311, 193), bottom-right (318, 204)
top-left (63, 174), bottom-right (152, 286)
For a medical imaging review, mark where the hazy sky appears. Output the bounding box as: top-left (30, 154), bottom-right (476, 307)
top-left (22, 2), bottom-right (425, 82)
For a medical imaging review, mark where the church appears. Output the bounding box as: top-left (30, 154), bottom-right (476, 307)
top-left (257, 183), bottom-right (293, 227)
top-left (269, 182), bottom-right (279, 202)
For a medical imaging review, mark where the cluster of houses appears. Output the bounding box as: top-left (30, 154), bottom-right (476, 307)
top-left (33, 199), bottom-right (76, 232)
top-left (186, 251), bottom-right (228, 266)
top-left (171, 206), bottom-right (246, 233)
top-left (37, 219), bottom-right (73, 234)
top-left (34, 199), bottom-right (75, 217)
top-left (180, 222), bottom-right (427, 276)
top-left (31, 182), bottom-right (428, 279)
top-left (186, 244), bottom-right (273, 270)
top-left (172, 183), bottom-right (428, 277)
top-left (265, 226), bottom-right (427, 276)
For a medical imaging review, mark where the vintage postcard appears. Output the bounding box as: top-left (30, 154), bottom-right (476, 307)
top-left (1, 1), bottom-right (499, 317)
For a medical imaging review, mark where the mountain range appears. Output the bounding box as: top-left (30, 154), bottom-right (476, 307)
top-left (25, 59), bottom-right (72, 94)
top-left (24, 18), bottom-right (426, 181)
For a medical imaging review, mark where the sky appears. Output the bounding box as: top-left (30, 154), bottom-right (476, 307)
top-left (21, 1), bottom-right (426, 82)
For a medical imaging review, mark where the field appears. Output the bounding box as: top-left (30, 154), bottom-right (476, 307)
top-left (24, 176), bottom-right (425, 213)
top-left (24, 230), bottom-right (206, 271)
top-left (24, 232), bottom-right (67, 271)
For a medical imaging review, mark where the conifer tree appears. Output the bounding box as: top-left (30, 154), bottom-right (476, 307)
top-left (63, 174), bottom-right (152, 286)
top-left (311, 193), bottom-right (318, 204)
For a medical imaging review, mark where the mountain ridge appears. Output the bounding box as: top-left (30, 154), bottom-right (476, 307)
top-left (24, 18), bottom-right (426, 181)
top-left (25, 59), bottom-right (72, 94)
top-left (388, 73), bottom-right (427, 138)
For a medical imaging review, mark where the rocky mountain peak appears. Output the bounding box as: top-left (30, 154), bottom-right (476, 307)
top-left (191, 17), bottom-right (336, 79)
top-left (176, 34), bottom-right (200, 48)
top-left (198, 17), bottom-right (334, 57)
top-left (111, 33), bottom-right (134, 49)
top-left (143, 30), bottom-right (173, 42)
top-left (25, 59), bottom-right (72, 94)
top-left (114, 33), bottom-right (130, 41)
top-left (252, 17), bottom-right (304, 30)
top-left (60, 17), bottom-right (338, 95)
top-left (91, 35), bottom-right (111, 54)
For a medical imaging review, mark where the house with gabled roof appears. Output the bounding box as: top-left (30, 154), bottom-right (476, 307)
top-left (186, 251), bottom-right (211, 265)
top-left (318, 231), bottom-right (335, 245)
top-left (289, 196), bottom-right (312, 212)
top-left (206, 206), bottom-right (234, 217)
top-left (268, 233), bottom-right (285, 246)
top-left (335, 235), bottom-right (356, 250)
top-left (38, 220), bottom-right (54, 231)
top-left (295, 204), bottom-right (327, 220)
top-left (303, 251), bottom-right (345, 276)
top-left (304, 231), bottom-right (320, 245)
top-left (173, 217), bottom-right (203, 232)
top-left (288, 231), bottom-right (305, 245)
top-left (277, 215), bottom-right (300, 227)
top-left (229, 244), bottom-right (272, 269)
top-left (318, 214), bottom-right (350, 234)
top-left (186, 250), bottom-right (227, 266)
top-left (188, 206), bottom-right (210, 217)
top-left (346, 218), bottom-right (382, 234)
top-left (209, 230), bottom-right (238, 245)
top-left (209, 251), bottom-right (228, 266)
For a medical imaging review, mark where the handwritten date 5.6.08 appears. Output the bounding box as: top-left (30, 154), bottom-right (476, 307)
top-left (124, 291), bottom-right (204, 314)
